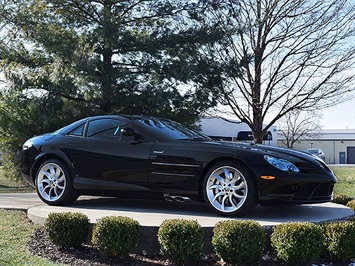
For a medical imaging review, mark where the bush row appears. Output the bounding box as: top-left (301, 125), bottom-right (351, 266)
top-left (332, 193), bottom-right (355, 211)
top-left (333, 192), bottom-right (354, 206)
top-left (45, 212), bottom-right (355, 265)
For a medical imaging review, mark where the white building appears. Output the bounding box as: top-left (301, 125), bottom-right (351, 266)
top-left (198, 117), bottom-right (278, 146)
top-left (278, 129), bottom-right (355, 164)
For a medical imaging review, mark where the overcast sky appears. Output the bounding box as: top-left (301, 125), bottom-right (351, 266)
top-left (322, 99), bottom-right (355, 130)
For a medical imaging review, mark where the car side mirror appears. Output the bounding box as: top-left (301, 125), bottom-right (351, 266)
top-left (121, 127), bottom-right (135, 137)
top-left (121, 127), bottom-right (144, 142)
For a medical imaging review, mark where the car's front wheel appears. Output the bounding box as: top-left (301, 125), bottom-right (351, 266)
top-left (35, 159), bottom-right (78, 205)
top-left (203, 161), bottom-right (257, 216)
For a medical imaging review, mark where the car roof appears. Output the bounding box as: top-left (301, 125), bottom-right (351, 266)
top-left (56, 115), bottom-right (190, 141)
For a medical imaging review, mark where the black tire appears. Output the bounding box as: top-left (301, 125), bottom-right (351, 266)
top-left (202, 160), bottom-right (257, 216)
top-left (35, 159), bottom-right (78, 205)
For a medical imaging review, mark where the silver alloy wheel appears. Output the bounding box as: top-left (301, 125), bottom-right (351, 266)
top-left (37, 162), bottom-right (66, 202)
top-left (205, 166), bottom-right (248, 213)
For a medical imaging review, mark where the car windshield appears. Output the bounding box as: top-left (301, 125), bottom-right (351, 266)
top-left (133, 117), bottom-right (211, 141)
top-left (53, 127), bottom-right (67, 134)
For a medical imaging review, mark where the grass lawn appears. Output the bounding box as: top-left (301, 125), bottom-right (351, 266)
top-left (0, 167), bottom-right (34, 193)
top-left (0, 167), bottom-right (62, 265)
top-left (0, 209), bottom-right (62, 266)
top-left (331, 166), bottom-right (355, 198)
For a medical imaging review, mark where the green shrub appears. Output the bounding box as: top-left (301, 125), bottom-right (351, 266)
top-left (346, 199), bottom-right (355, 211)
top-left (212, 220), bottom-right (265, 265)
top-left (322, 221), bottom-right (355, 263)
top-left (45, 212), bottom-right (90, 248)
top-left (157, 219), bottom-right (203, 264)
top-left (333, 193), bottom-right (353, 205)
top-left (271, 222), bottom-right (323, 265)
top-left (92, 216), bottom-right (140, 257)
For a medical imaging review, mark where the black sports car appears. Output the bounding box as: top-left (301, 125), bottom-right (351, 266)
top-left (21, 115), bottom-right (336, 216)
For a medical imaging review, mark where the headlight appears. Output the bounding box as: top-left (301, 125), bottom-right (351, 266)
top-left (22, 140), bottom-right (33, 150)
top-left (264, 155), bottom-right (300, 173)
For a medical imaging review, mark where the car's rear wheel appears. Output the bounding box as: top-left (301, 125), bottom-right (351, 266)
top-left (203, 161), bottom-right (257, 216)
top-left (35, 159), bottom-right (78, 205)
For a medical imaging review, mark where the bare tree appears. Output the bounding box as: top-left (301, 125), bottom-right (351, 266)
top-left (197, 0), bottom-right (355, 143)
top-left (278, 110), bottom-right (322, 148)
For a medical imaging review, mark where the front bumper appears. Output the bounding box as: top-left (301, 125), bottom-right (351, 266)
top-left (253, 164), bottom-right (336, 205)
top-left (22, 172), bottom-right (35, 187)
top-left (21, 147), bottom-right (38, 188)
top-left (259, 183), bottom-right (334, 205)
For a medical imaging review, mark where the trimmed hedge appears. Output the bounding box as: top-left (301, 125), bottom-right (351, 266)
top-left (157, 219), bottom-right (203, 264)
top-left (271, 222), bottom-right (323, 265)
top-left (92, 216), bottom-right (140, 257)
top-left (43, 212), bottom-right (355, 265)
top-left (346, 199), bottom-right (355, 211)
top-left (212, 220), bottom-right (265, 265)
top-left (333, 193), bottom-right (353, 205)
top-left (322, 221), bottom-right (355, 263)
top-left (45, 212), bottom-right (90, 248)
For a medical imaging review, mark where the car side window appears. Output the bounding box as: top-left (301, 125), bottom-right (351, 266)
top-left (68, 124), bottom-right (85, 137)
top-left (87, 119), bottom-right (126, 140)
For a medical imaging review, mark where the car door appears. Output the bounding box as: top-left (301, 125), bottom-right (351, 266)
top-left (65, 118), bottom-right (153, 186)
top-left (149, 141), bottom-right (203, 186)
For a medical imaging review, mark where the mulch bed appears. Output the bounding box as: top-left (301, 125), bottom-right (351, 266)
top-left (27, 228), bottom-right (221, 265)
top-left (28, 227), bottom-right (340, 266)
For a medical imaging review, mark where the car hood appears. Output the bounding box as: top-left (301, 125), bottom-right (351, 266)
top-left (203, 140), bottom-right (318, 161)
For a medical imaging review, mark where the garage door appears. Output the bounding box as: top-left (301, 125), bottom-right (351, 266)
top-left (347, 147), bottom-right (355, 164)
